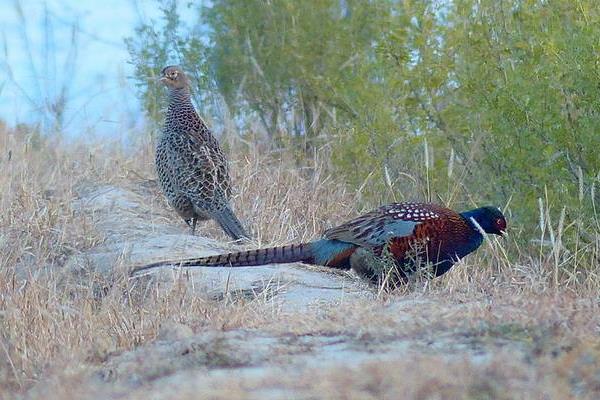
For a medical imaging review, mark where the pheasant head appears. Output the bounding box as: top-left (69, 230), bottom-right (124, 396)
top-left (460, 206), bottom-right (507, 236)
top-left (159, 65), bottom-right (190, 91)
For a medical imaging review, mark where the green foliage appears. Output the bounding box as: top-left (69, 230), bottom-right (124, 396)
top-left (128, 0), bottom-right (600, 267)
top-left (204, 0), bottom-right (391, 155)
top-left (126, 1), bottom-right (210, 132)
top-left (331, 0), bottom-right (600, 238)
top-left (444, 0), bottom-right (600, 228)
top-left (331, 0), bottom-right (456, 203)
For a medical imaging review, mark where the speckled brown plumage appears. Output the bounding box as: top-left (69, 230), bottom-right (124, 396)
top-left (156, 66), bottom-right (248, 240)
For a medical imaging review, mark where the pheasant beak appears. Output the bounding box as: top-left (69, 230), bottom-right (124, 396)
top-left (500, 229), bottom-right (508, 237)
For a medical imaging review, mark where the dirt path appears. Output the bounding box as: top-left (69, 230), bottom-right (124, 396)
top-left (65, 184), bottom-right (370, 309)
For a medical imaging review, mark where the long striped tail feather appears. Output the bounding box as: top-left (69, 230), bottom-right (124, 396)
top-left (130, 242), bottom-right (314, 276)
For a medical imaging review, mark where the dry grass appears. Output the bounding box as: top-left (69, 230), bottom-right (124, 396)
top-left (1, 124), bottom-right (599, 399)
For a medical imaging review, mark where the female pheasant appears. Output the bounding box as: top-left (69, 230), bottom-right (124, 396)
top-left (156, 65), bottom-right (249, 240)
top-left (132, 202), bottom-right (507, 285)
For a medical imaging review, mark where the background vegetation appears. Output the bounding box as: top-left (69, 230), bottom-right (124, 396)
top-left (128, 0), bottom-right (600, 280)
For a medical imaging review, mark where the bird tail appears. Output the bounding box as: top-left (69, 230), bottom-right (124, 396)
top-left (131, 242), bottom-right (316, 275)
top-left (210, 205), bottom-right (250, 240)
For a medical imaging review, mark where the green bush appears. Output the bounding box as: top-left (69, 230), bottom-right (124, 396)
top-left (128, 0), bottom-right (600, 275)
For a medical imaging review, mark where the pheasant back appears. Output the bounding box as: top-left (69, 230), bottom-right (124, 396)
top-left (322, 202), bottom-right (486, 280)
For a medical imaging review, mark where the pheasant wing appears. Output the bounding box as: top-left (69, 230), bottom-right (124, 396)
top-left (173, 132), bottom-right (231, 207)
top-left (323, 203), bottom-right (446, 248)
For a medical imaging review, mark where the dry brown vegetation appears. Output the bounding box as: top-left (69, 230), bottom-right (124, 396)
top-left (1, 124), bottom-right (599, 399)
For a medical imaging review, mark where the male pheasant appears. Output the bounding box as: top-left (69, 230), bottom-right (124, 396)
top-left (132, 202), bottom-right (506, 284)
top-left (156, 65), bottom-right (249, 240)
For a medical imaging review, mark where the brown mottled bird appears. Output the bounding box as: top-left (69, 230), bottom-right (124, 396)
top-left (156, 65), bottom-right (249, 240)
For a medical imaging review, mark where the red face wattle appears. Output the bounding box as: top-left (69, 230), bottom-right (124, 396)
top-left (495, 217), bottom-right (507, 234)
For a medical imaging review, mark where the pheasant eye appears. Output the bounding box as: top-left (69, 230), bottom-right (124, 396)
top-left (496, 218), bottom-right (504, 227)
